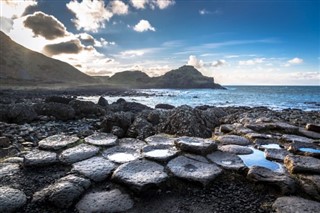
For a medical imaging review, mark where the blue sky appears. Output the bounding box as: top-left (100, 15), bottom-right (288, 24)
top-left (1, 0), bottom-right (319, 85)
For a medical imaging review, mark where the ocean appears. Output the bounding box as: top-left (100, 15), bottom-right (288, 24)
top-left (81, 86), bottom-right (320, 111)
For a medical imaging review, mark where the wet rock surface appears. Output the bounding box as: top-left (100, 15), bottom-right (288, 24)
top-left (72, 157), bottom-right (116, 182)
top-left (215, 135), bottom-right (251, 146)
top-left (112, 159), bottom-right (168, 191)
top-left (167, 156), bottom-right (222, 185)
top-left (0, 186), bottom-right (27, 212)
top-left (175, 136), bottom-right (217, 155)
top-left (219, 144), bottom-right (253, 155)
top-left (207, 151), bottom-right (247, 171)
top-left (59, 144), bottom-right (100, 164)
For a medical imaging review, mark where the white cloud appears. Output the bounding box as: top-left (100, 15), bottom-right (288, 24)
top-left (120, 50), bottom-right (146, 57)
top-left (66, 0), bottom-right (113, 32)
top-left (130, 0), bottom-right (148, 9)
top-left (133, 19), bottom-right (155, 32)
top-left (1, 0), bottom-right (37, 19)
top-left (239, 58), bottom-right (266, 65)
top-left (199, 9), bottom-right (209, 15)
top-left (212, 59), bottom-right (226, 67)
top-left (187, 55), bottom-right (203, 69)
top-left (108, 0), bottom-right (129, 15)
top-left (130, 0), bottom-right (174, 10)
top-left (284, 57), bottom-right (304, 67)
top-left (152, 0), bottom-right (175, 9)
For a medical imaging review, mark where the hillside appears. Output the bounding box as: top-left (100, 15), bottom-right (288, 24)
top-left (0, 31), bottom-right (95, 85)
top-left (104, 65), bottom-right (224, 89)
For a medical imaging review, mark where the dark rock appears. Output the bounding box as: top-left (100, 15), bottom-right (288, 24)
top-left (219, 145), bottom-right (253, 155)
top-left (72, 157), bottom-right (116, 181)
top-left (297, 174), bottom-right (320, 201)
top-left (272, 196), bottom-right (320, 213)
top-left (45, 96), bottom-right (74, 104)
top-left (127, 117), bottom-right (155, 139)
top-left (69, 100), bottom-right (105, 117)
top-left (7, 104), bottom-right (37, 124)
top-left (38, 134), bottom-right (79, 150)
top-left (97, 96), bottom-right (108, 107)
top-left (174, 136), bottom-right (217, 155)
top-left (167, 156), bottom-right (222, 185)
top-left (299, 128), bottom-right (320, 139)
top-left (158, 105), bottom-right (216, 138)
top-left (34, 102), bottom-right (75, 121)
top-left (100, 111), bottom-right (133, 133)
top-left (245, 122), bottom-right (299, 134)
top-left (207, 151), bottom-right (247, 171)
top-left (0, 136), bottom-right (11, 148)
top-left (59, 144), bottom-right (100, 164)
top-left (76, 189), bottom-right (134, 213)
top-left (280, 134), bottom-right (314, 144)
top-left (247, 166), bottom-right (295, 194)
top-left (24, 149), bottom-right (58, 166)
top-left (284, 155), bottom-right (320, 174)
top-left (32, 175), bottom-right (91, 208)
top-left (155, 103), bottom-right (175, 110)
top-left (215, 135), bottom-right (251, 146)
top-left (111, 126), bottom-right (125, 138)
top-left (264, 148), bottom-right (290, 162)
top-left (147, 110), bottom-right (161, 125)
top-left (112, 159), bottom-right (168, 191)
top-left (85, 132), bottom-right (118, 147)
top-left (108, 99), bottom-right (152, 113)
top-left (0, 187), bottom-right (27, 212)
top-left (306, 123), bottom-right (320, 133)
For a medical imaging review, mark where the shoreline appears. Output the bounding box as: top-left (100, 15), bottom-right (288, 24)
top-left (0, 91), bottom-right (320, 212)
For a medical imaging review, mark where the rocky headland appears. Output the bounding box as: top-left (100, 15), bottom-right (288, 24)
top-left (0, 90), bottom-right (320, 213)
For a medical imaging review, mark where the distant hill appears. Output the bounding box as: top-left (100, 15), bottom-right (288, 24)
top-left (0, 31), bottom-right (95, 86)
top-left (101, 65), bottom-right (224, 89)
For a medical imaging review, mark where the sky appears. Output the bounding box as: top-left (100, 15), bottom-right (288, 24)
top-left (0, 0), bottom-right (319, 85)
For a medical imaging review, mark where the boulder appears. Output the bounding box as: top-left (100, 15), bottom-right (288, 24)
top-left (167, 156), bottom-right (222, 185)
top-left (108, 100), bottom-right (152, 113)
top-left (97, 96), bottom-right (108, 107)
top-left (84, 133), bottom-right (118, 147)
top-left (111, 126), bottom-right (125, 138)
top-left (272, 196), bottom-right (320, 213)
top-left (69, 100), bottom-right (105, 117)
top-left (215, 135), bottom-right (251, 146)
top-left (32, 175), bottom-right (91, 208)
top-left (207, 151), bottom-right (247, 171)
top-left (155, 103), bottom-right (175, 110)
top-left (174, 136), bottom-right (217, 155)
top-left (0, 136), bottom-right (11, 148)
top-left (72, 157), bottom-right (116, 181)
top-left (33, 102), bottom-right (75, 121)
top-left (284, 155), bottom-right (320, 174)
top-left (112, 159), bottom-right (168, 191)
top-left (219, 144), bottom-right (253, 155)
top-left (45, 96), bottom-right (74, 104)
top-left (0, 187), bottom-right (27, 212)
top-left (38, 134), bottom-right (79, 150)
top-left (24, 149), bottom-right (58, 166)
top-left (298, 128), bottom-right (320, 139)
top-left (76, 189), bottom-right (134, 213)
top-left (159, 105), bottom-right (217, 138)
top-left (127, 116), bottom-right (155, 139)
top-left (59, 144), bottom-right (100, 164)
top-left (7, 104), bottom-right (37, 124)
top-left (247, 166), bottom-right (295, 194)
top-left (100, 111), bottom-right (133, 133)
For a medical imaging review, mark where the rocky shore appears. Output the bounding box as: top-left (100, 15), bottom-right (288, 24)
top-left (0, 90), bottom-right (320, 213)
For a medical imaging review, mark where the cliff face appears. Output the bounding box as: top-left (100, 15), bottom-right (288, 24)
top-left (0, 31), bottom-right (95, 85)
top-left (106, 65), bottom-right (225, 89)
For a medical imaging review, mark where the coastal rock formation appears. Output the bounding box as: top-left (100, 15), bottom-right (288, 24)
top-left (272, 196), bottom-right (320, 213)
top-left (0, 187), bottom-right (27, 212)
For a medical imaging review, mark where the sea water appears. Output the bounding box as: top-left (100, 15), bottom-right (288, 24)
top-left (80, 86), bottom-right (320, 111)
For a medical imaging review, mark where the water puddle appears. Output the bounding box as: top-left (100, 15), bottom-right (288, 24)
top-left (107, 153), bottom-right (138, 164)
top-left (221, 160), bottom-right (232, 165)
top-left (238, 147), bottom-right (283, 172)
top-left (299, 148), bottom-right (320, 153)
top-left (261, 144), bottom-right (281, 149)
top-left (145, 149), bottom-right (173, 158)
